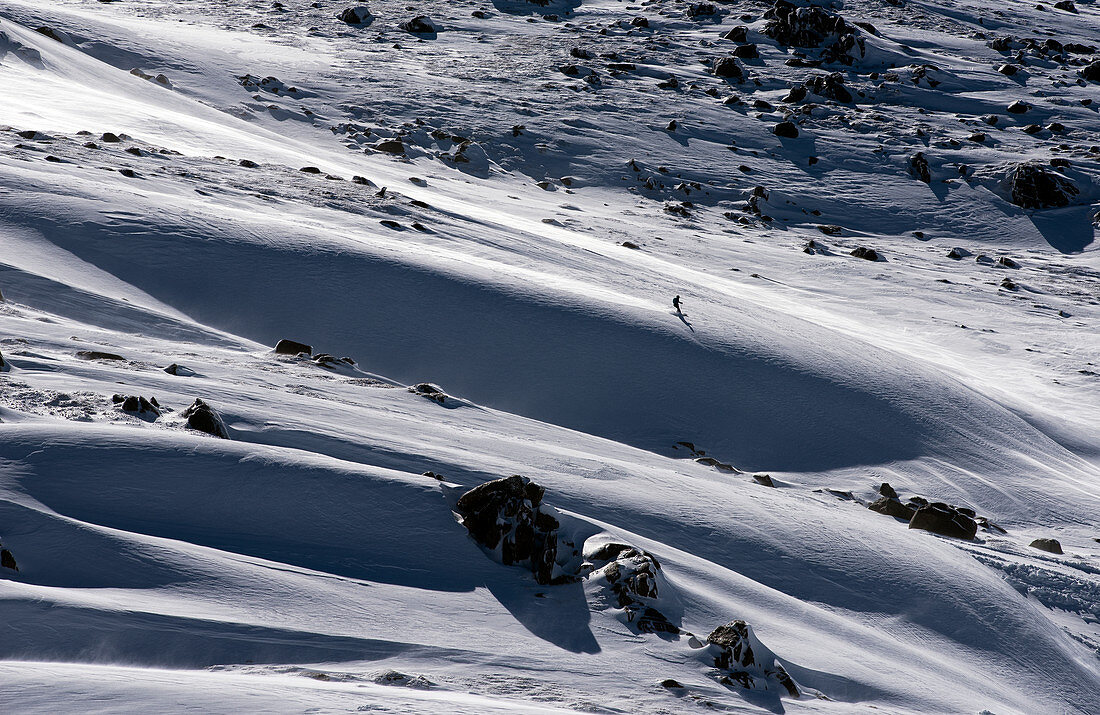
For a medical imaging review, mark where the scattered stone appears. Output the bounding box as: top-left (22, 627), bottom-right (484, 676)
top-left (909, 503), bottom-right (977, 539)
top-left (733, 44), bottom-right (759, 60)
top-left (1079, 60), bottom-right (1100, 83)
top-left (869, 496), bottom-right (916, 520)
top-left (372, 139), bottom-right (405, 154)
top-left (1029, 538), bottom-right (1063, 554)
top-left (752, 474), bottom-right (776, 487)
top-left (1006, 100), bottom-right (1030, 114)
top-left (409, 382), bottom-right (449, 405)
top-left (400, 16), bottom-right (438, 34)
top-left (300, 166), bottom-right (322, 174)
top-left (947, 247), bottom-right (970, 259)
top-left (773, 121), bottom-right (799, 138)
top-left (76, 350), bottom-right (125, 361)
top-left (181, 398), bottom-right (229, 439)
top-left (850, 246), bottom-right (879, 261)
top-left (338, 5), bottom-right (374, 24)
top-left (274, 339), bottom-right (312, 356)
top-left (113, 394), bottom-right (160, 416)
top-left (712, 57), bottom-right (744, 80)
top-left (879, 482), bottom-right (899, 499)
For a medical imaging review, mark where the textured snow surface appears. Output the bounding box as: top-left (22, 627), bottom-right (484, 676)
top-left (0, 0), bottom-right (1098, 712)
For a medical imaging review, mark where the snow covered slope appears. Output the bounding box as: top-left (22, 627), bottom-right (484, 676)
top-left (1, 0), bottom-right (1098, 712)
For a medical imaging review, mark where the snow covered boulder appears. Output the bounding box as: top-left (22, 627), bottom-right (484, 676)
top-left (1005, 163), bottom-right (1079, 209)
top-left (338, 6), bottom-right (374, 25)
top-left (584, 540), bottom-right (679, 633)
top-left (705, 621), bottom-right (800, 697)
top-left (181, 398), bottom-right (229, 439)
top-left (909, 503), bottom-right (977, 540)
top-left (454, 475), bottom-right (560, 584)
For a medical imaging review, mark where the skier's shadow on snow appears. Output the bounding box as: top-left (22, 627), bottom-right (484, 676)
top-left (673, 310), bottom-right (695, 332)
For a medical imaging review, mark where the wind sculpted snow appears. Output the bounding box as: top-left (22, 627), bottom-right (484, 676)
top-left (0, 0), bottom-right (1099, 712)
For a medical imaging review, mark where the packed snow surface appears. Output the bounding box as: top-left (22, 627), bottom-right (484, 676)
top-left (0, 0), bottom-right (1099, 712)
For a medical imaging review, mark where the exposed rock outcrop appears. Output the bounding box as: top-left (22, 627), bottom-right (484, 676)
top-left (181, 398), bottom-right (229, 439)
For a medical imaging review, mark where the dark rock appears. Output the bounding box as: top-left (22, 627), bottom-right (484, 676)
top-left (1006, 100), bottom-right (1030, 114)
top-left (733, 43), bottom-right (759, 60)
top-left (1053, 0), bottom-right (1076, 11)
top-left (400, 15), bottom-right (438, 34)
top-left (773, 121), bottom-right (799, 138)
top-left (909, 503), bottom-right (977, 539)
top-left (181, 398), bottom-right (229, 439)
top-left (630, 16), bottom-right (649, 28)
top-left (909, 152), bottom-right (931, 182)
top-left (850, 246), bottom-right (879, 261)
top-left (455, 475), bottom-right (559, 584)
top-left (274, 339), bottom-right (312, 355)
top-left (101, 132), bottom-right (121, 142)
top-left (753, 474), bottom-right (776, 487)
top-left (1080, 60), bottom-right (1100, 83)
top-left (724, 26), bottom-right (748, 43)
top-left (805, 72), bottom-right (852, 102)
top-left (239, 159), bottom-right (258, 168)
top-left (338, 5), bottom-right (374, 24)
top-left (373, 139), bottom-right (405, 154)
top-left (997, 64), bottom-right (1019, 76)
top-left (1029, 538), bottom-right (1063, 554)
top-left (997, 256), bottom-right (1020, 268)
top-left (300, 166), bottom-right (322, 174)
top-left (660, 679), bottom-right (684, 689)
top-left (869, 496), bottom-right (916, 520)
top-left (115, 394), bottom-right (160, 416)
top-left (76, 350), bottom-right (125, 361)
top-left (1000, 278), bottom-right (1017, 290)
top-left (1006, 163), bottom-right (1079, 209)
top-left (119, 168), bottom-right (138, 178)
top-left (878, 482), bottom-right (897, 498)
top-left (712, 57), bottom-right (744, 80)
top-left (783, 85), bottom-right (808, 103)
top-left (1, 548), bottom-right (16, 571)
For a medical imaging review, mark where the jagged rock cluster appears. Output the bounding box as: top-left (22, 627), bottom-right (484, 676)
top-left (454, 476), bottom-right (805, 698)
top-left (868, 482), bottom-right (1002, 540)
top-left (763, 0), bottom-right (864, 65)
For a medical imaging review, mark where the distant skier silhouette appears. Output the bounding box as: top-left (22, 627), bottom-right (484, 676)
top-left (672, 295), bottom-right (694, 332)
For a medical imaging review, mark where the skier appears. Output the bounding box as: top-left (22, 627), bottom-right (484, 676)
top-left (672, 295), bottom-right (682, 313)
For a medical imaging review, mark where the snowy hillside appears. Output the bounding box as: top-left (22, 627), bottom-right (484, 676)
top-left (1, 0), bottom-right (1098, 712)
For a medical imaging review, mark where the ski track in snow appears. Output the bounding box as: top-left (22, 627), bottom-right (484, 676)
top-left (0, 0), bottom-right (1098, 712)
